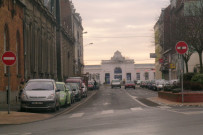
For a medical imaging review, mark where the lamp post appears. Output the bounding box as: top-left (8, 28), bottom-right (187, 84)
top-left (84, 43), bottom-right (93, 47)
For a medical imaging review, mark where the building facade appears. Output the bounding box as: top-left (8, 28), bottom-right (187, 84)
top-left (0, 0), bottom-right (24, 104)
top-left (155, 0), bottom-right (203, 80)
top-left (84, 51), bottom-right (155, 84)
top-left (21, 0), bottom-right (57, 80)
top-left (73, 12), bottom-right (84, 76)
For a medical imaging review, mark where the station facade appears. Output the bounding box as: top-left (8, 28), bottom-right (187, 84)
top-left (84, 51), bottom-right (155, 84)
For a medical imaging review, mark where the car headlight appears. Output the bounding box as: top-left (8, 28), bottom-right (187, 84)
top-left (47, 94), bottom-right (55, 99)
top-left (21, 93), bottom-right (28, 100)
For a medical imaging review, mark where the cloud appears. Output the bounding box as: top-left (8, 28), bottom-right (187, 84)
top-left (72, 0), bottom-right (169, 65)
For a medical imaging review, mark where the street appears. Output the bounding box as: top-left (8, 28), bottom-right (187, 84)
top-left (1, 86), bottom-right (203, 135)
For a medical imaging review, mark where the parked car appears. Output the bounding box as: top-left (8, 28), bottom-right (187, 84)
top-left (111, 79), bottom-right (121, 88)
top-left (20, 79), bottom-right (60, 112)
top-left (56, 82), bottom-right (71, 107)
top-left (125, 80), bottom-right (136, 89)
top-left (65, 84), bottom-right (75, 103)
top-left (136, 80), bottom-right (141, 85)
top-left (67, 83), bottom-right (82, 101)
top-left (88, 81), bottom-right (94, 90)
top-left (82, 83), bottom-right (88, 97)
top-left (66, 78), bottom-right (83, 98)
top-left (155, 79), bottom-right (166, 91)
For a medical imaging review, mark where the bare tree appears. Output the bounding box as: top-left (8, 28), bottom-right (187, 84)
top-left (175, 16), bottom-right (195, 73)
top-left (185, 0), bottom-right (203, 73)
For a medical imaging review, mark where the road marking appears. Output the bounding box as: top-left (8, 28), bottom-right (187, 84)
top-left (159, 106), bottom-right (171, 109)
top-left (130, 107), bottom-right (143, 111)
top-left (181, 111), bottom-right (203, 115)
top-left (69, 113), bottom-right (84, 118)
top-left (125, 92), bottom-right (149, 107)
top-left (103, 102), bottom-right (110, 106)
top-left (101, 110), bottom-right (114, 115)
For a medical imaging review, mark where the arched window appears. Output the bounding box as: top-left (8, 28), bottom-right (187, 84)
top-left (144, 72), bottom-right (149, 80)
top-left (4, 24), bottom-right (9, 74)
top-left (16, 31), bottom-right (21, 75)
top-left (114, 67), bottom-right (122, 74)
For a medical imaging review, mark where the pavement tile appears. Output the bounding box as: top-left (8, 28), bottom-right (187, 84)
top-left (0, 111), bottom-right (52, 125)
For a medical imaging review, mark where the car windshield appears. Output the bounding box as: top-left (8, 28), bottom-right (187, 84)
top-left (24, 81), bottom-right (54, 90)
top-left (112, 80), bottom-right (120, 83)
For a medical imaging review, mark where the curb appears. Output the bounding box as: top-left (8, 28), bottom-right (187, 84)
top-left (0, 90), bottom-right (98, 125)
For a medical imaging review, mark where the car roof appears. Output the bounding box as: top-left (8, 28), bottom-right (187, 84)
top-left (56, 82), bottom-right (65, 84)
top-left (28, 79), bottom-right (55, 82)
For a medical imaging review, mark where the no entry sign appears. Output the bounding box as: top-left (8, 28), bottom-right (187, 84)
top-left (2, 51), bottom-right (16, 66)
top-left (176, 41), bottom-right (188, 54)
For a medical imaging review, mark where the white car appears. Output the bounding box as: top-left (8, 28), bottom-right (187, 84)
top-left (111, 79), bottom-right (121, 88)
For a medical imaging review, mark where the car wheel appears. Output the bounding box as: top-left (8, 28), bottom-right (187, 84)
top-left (20, 107), bottom-right (26, 112)
top-left (51, 104), bottom-right (57, 112)
top-left (65, 98), bottom-right (68, 107)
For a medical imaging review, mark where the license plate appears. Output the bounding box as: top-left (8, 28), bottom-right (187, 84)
top-left (32, 102), bottom-right (43, 105)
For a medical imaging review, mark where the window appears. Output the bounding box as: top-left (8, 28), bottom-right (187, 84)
top-left (136, 73), bottom-right (140, 80)
top-left (114, 67), bottom-right (122, 74)
top-left (16, 31), bottom-right (21, 75)
top-left (126, 73), bottom-right (131, 80)
top-left (4, 25), bottom-right (9, 74)
top-left (144, 72), bottom-right (149, 80)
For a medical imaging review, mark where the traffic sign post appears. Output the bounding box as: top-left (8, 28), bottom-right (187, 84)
top-left (175, 41), bottom-right (188, 103)
top-left (1, 51), bottom-right (16, 114)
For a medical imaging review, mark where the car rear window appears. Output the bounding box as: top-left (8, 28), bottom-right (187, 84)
top-left (56, 84), bottom-right (65, 91)
top-left (25, 81), bottom-right (54, 90)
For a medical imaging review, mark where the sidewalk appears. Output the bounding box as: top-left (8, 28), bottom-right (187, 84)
top-left (0, 103), bottom-right (53, 125)
top-left (0, 90), bottom-right (97, 125)
top-left (0, 111), bottom-right (52, 125)
top-left (149, 97), bottom-right (203, 107)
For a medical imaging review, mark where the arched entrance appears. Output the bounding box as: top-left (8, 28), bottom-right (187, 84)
top-left (114, 67), bottom-right (122, 80)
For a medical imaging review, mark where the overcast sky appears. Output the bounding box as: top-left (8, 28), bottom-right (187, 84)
top-left (72, 0), bottom-right (170, 65)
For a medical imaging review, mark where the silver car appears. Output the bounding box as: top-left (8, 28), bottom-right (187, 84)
top-left (20, 79), bottom-right (60, 112)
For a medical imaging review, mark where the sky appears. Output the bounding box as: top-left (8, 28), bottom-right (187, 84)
top-left (72, 0), bottom-right (170, 65)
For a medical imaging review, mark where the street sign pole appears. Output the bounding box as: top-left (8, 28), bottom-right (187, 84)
top-left (175, 41), bottom-right (188, 103)
top-left (1, 51), bottom-right (16, 114)
top-left (8, 66), bottom-right (10, 114)
top-left (181, 55), bottom-right (184, 103)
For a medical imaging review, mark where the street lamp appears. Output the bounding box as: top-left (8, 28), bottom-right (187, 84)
top-left (84, 43), bottom-right (93, 47)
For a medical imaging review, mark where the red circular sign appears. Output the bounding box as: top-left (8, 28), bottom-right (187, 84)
top-left (2, 51), bottom-right (16, 66)
top-left (175, 41), bottom-right (188, 54)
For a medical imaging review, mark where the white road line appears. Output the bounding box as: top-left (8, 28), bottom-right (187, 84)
top-left (130, 107), bottom-right (143, 111)
top-left (125, 92), bottom-right (149, 107)
top-left (103, 102), bottom-right (110, 106)
top-left (69, 113), bottom-right (84, 118)
top-left (181, 111), bottom-right (203, 115)
top-left (101, 110), bottom-right (114, 115)
top-left (159, 106), bottom-right (171, 109)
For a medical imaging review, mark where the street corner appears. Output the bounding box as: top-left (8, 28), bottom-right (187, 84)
top-left (147, 97), bottom-right (179, 106)
top-left (0, 111), bottom-right (52, 125)
top-left (148, 97), bottom-right (203, 107)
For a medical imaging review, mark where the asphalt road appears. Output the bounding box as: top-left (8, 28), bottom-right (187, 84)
top-left (1, 86), bottom-right (203, 135)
